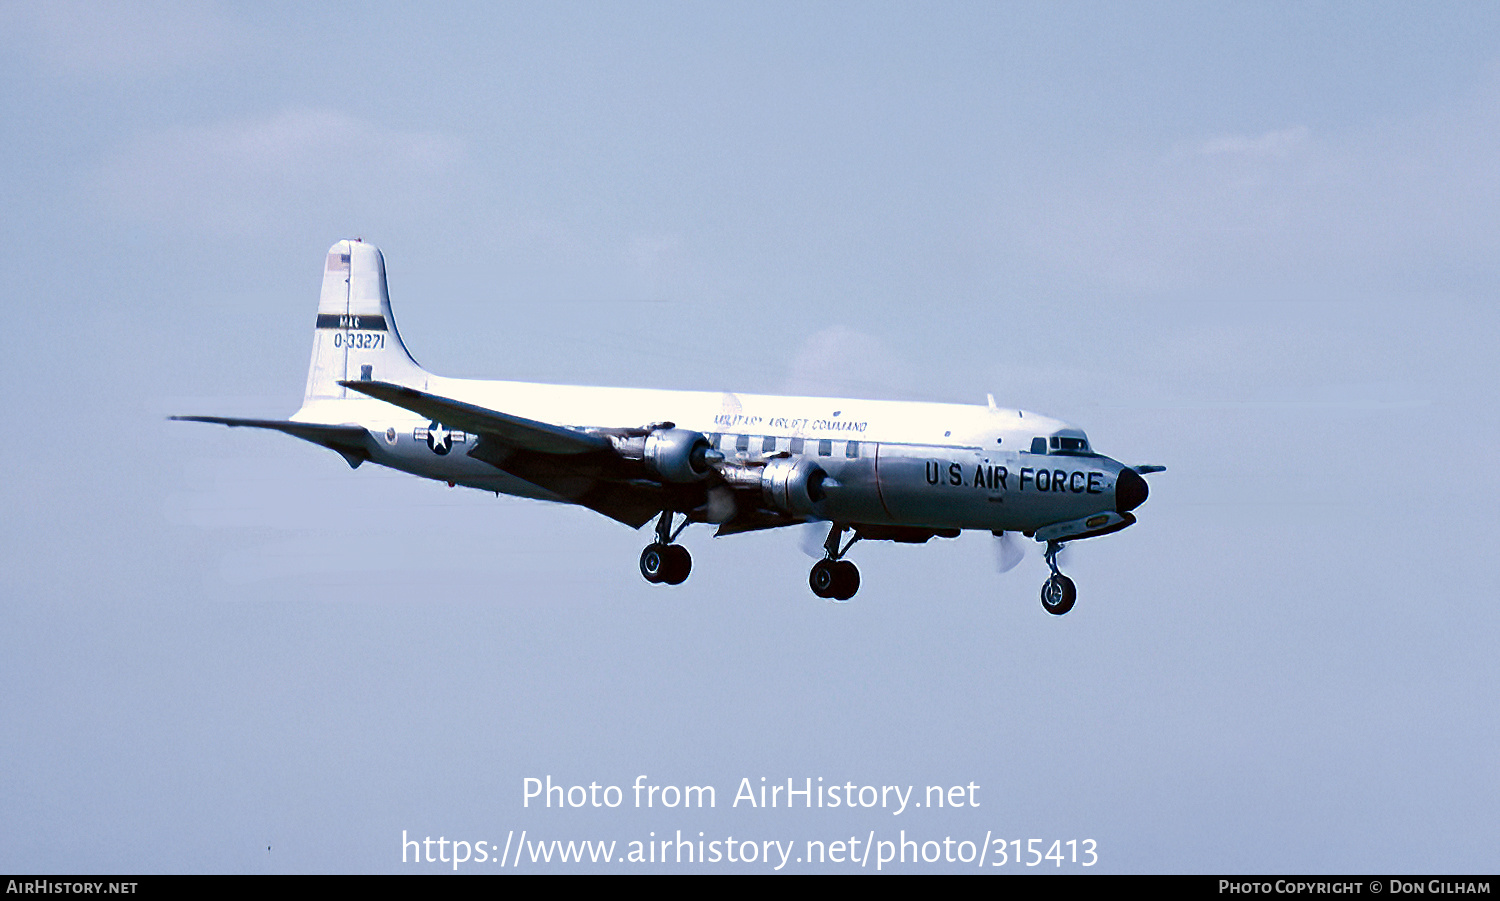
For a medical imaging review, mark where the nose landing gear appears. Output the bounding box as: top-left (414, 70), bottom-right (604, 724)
top-left (1040, 540), bottom-right (1076, 615)
top-left (640, 511), bottom-right (692, 586)
top-left (809, 524), bottom-right (860, 601)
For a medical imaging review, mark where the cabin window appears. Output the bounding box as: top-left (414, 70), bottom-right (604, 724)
top-left (845, 441), bottom-right (859, 459)
top-left (790, 437), bottom-right (805, 455)
top-left (818, 439), bottom-right (832, 457)
top-left (762, 436), bottom-right (777, 453)
top-left (736, 434), bottom-right (750, 453)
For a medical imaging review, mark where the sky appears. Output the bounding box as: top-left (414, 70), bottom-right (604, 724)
top-left (1, 1), bottom-right (1497, 874)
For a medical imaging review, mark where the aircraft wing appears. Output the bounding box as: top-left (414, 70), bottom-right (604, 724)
top-left (339, 379), bottom-right (670, 528)
top-left (169, 416), bottom-right (373, 468)
top-left (339, 380), bottom-right (611, 455)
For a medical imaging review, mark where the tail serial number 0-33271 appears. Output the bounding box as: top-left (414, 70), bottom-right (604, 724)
top-left (176, 240), bottom-right (1163, 614)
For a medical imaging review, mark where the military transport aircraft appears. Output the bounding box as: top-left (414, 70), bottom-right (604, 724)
top-left (176, 240), bottom-right (1161, 614)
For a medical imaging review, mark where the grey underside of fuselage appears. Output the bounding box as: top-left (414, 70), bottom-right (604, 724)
top-left (364, 432), bottom-right (1121, 534)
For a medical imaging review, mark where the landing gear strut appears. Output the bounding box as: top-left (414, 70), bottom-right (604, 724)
top-left (809, 524), bottom-right (860, 601)
top-left (1040, 540), bottom-right (1076, 615)
top-left (640, 511), bottom-right (691, 586)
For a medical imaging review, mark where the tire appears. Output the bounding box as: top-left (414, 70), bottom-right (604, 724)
top-left (1040, 574), bottom-right (1077, 615)
top-left (830, 560), bottom-right (860, 601)
top-left (662, 544), bottom-right (692, 585)
top-left (640, 543), bottom-right (668, 584)
top-left (809, 559), bottom-right (837, 598)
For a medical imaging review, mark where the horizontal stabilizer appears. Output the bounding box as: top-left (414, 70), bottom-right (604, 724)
top-left (338, 380), bottom-right (610, 455)
top-left (170, 416), bottom-right (372, 468)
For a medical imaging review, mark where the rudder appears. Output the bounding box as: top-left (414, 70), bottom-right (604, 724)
top-left (303, 239), bottom-right (426, 402)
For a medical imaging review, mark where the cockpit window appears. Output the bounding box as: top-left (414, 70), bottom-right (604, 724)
top-left (1031, 434), bottom-right (1092, 455)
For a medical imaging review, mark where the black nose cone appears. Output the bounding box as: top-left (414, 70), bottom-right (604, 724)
top-left (1116, 467), bottom-right (1149, 513)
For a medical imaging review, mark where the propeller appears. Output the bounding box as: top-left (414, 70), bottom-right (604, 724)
top-left (992, 531), bottom-right (1071, 573)
top-left (993, 531), bottom-right (1027, 573)
top-left (703, 486), bottom-right (737, 524)
top-left (799, 522), bottom-right (828, 559)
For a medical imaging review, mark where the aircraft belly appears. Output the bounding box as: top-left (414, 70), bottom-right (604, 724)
top-left (365, 432), bottom-right (566, 502)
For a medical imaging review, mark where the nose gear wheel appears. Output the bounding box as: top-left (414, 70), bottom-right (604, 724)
top-left (1039, 540), bottom-right (1076, 615)
top-left (1041, 573), bottom-right (1076, 615)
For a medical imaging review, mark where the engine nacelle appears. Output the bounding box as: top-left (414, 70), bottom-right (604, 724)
top-left (643, 428), bottom-right (718, 483)
top-left (760, 456), bottom-right (829, 516)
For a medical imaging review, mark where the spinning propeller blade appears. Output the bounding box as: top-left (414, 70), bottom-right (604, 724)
top-left (993, 531), bottom-right (1026, 573)
top-left (799, 522), bottom-right (828, 559)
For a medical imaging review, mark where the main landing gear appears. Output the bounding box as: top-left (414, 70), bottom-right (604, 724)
top-left (809, 524), bottom-right (860, 602)
top-left (1040, 540), bottom-right (1076, 616)
top-left (640, 511), bottom-right (691, 586)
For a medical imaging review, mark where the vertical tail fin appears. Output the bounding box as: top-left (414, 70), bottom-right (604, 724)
top-left (303, 239), bottom-right (427, 402)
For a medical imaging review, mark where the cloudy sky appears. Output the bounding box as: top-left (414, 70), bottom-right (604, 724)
top-left (2, 2), bottom-right (1496, 873)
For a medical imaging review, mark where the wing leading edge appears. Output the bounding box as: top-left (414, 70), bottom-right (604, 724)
top-left (338, 380), bottom-right (610, 456)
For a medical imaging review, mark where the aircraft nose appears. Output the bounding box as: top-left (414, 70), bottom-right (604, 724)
top-left (1116, 467), bottom-right (1149, 513)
